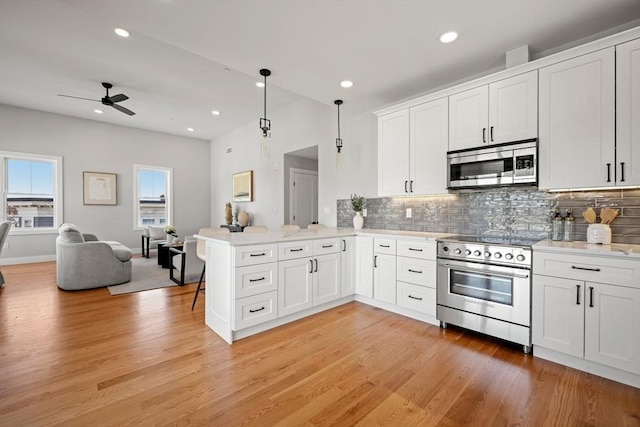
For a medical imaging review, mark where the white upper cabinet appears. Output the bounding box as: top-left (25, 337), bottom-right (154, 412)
top-left (448, 86), bottom-right (488, 151)
top-left (378, 109), bottom-right (409, 196)
top-left (449, 71), bottom-right (538, 152)
top-left (616, 39), bottom-right (640, 187)
top-left (378, 98), bottom-right (448, 197)
top-left (409, 98), bottom-right (449, 195)
top-left (539, 48), bottom-right (616, 190)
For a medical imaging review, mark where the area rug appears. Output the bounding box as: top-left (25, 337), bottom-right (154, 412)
top-left (108, 257), bottom-right (199, 295)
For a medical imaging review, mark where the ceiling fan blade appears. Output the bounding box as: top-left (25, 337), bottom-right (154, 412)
top-left (57, 94), bottom-right (99, 102)
top-left (111, 104), bottom-right (135, 116)
top-left (109, 93), bottom-right (128, 103)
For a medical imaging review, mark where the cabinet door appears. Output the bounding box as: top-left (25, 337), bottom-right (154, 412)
top-left (378, 109), bottom-right (410, 196)
top-left (448, 85), bottom-right (489, 151)
top-left (532, 275), bottom-right (584, 358)
top-left (616, 39), bottom-right (640, 187)
top-left (410, 97), bottom-right (448, 195)
top-left (340, 237), bottom-right (356, 297)
top-left (374, 253), bottom-right (397, 304)
top-left (584, 282), bottom-right (640, 374)
top-left (539, 48), bottom-right (615, 190)
top-left (314, 253), bottom-right (341, 306)
top-left (355, 236), bottom-right (374, 298)
top-left (488, 71), bottom-right (538, 144)
top-left (278, 257), bottom-right (313, 317)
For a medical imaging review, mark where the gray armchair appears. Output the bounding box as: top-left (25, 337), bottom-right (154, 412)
top-left (56, 223), bottom-right (133, 290)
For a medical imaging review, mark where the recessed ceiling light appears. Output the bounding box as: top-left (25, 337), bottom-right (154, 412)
top-left (211, 110), bottom-right (220, 115)
top-left (187, 127), bottom-right (194, 132)
top-left (94, 109), bottom-right (103, 114)
top-left (114, 28), bottom-right (130, 38)
top-left (440, 31), bottom-right (458, 43)
top-left (256, 81), bottom-right (265, 88)
top-left (340, 80), bottom-right (353, 88)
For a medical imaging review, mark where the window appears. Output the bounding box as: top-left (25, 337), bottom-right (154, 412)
top-left (0, 151), bottom-right (63, 234)
top-left (133, 164), bottom-right (172, 229)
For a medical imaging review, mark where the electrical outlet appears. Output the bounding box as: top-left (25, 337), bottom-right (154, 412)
top-left (406, 208), bottom-right (412, 218)
top-left (362, 208), bottom-right (367, 217)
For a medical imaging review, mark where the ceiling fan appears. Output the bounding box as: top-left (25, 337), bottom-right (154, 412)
top-left (58, 82), bottom-right (135, 116)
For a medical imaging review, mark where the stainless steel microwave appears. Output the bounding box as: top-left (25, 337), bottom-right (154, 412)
top-left (447, 140), bottom-right (537, 190)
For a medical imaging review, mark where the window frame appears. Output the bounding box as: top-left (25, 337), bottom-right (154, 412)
top-left (0, 150), bottom-right (64, 235)
top-left (133, 164), bottom-right (173, 231)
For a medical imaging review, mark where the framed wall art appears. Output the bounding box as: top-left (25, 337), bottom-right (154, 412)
top-left (232, 170), bottom-right (253, 202)
top-left (83, 171), bottom-right (117, 205)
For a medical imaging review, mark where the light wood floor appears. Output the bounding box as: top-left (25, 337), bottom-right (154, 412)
top-left (1, 262), bottom-right (639, 426)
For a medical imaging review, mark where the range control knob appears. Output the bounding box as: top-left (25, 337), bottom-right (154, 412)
top-left (505, 253), bottom-right (514, 260)
top-left (516, 254), bottom-right (526, 262)
top-left (465, 249), bottom-right (472, 255)
top-left (484, 251), bottom-right (491, 258)
top-left (443, 246), bottom-right (449, 252)
top-left (454, 248), bottom-right (462, 255)
top-left (474, 250), bottom-right (482, 256)
top-left (494, 252), bottom-right (502, 259)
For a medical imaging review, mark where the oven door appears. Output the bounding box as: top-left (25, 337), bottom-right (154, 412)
top-left (437, 259), bottom-right (530, 327)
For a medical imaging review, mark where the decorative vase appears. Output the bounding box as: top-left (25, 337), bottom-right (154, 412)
top-left (353, 212), bottom-right (364, 229)
top-left (587, 224), bottom-right (611, 244)
top-left (238, 211), bottom-right (250, 227)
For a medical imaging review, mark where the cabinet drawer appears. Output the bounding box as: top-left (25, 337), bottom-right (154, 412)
top-left (374, 238), bottom-right (396, 255)
top-left (279, 240), bottom-right (312, 260)
top-left (312, 238), bottom-right (340, 255)
top-left (396, 257), bottom-right (436, 287)
top-left (234, 244), bottom-right (278, 267)
top-left (397, 239), bottom-right (436, 260)
top-left (397, 282), bottom-right (436, 316)
top-left (234, 291), bottom-right (278, 330)
top-left (533, 251), bottom-right (640, 288)
top-left (234, 263), bottom-right (278, 298)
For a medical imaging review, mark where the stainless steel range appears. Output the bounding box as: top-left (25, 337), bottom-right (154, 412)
top-left (436, 235), bottom-right (540, 353)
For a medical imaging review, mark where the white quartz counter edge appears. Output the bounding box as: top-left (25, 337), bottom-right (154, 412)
top-left (195, 227), bottom-right (454, 246)
top-left (533, 240), bottom-right (640, 259)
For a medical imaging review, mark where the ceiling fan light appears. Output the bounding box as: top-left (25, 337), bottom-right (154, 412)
top-left (114, 28), bottom-right (130, 38)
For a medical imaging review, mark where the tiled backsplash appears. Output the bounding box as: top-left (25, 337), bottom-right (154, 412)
top-left (337, 189), bottom-right (640, 245)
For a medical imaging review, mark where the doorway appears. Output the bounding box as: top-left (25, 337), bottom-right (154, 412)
top-left (284, 146), bottom-right (318, 228)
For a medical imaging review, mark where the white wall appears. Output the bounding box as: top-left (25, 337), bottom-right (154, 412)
top-left (210, 98), bottom-right (377, 229)
top-left (0, 105), bottom-right (211, 263)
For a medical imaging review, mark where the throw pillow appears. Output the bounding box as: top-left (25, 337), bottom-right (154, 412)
top-left (148, 226), bottom-right (165, 240)
top-left (58, 223), bottom-right (85, 243)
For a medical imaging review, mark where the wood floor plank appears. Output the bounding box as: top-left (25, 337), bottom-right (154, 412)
top-left (1, 261), bottom-right (639, 426)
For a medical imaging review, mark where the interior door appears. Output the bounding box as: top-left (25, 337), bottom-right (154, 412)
top-left (290, 169), bottom-right (318, 228)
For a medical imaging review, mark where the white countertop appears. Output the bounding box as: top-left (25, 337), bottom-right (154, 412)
top-left (195, 227), bottom-right (454, 246)
top-left (533, 240), bottom-right (640, 259)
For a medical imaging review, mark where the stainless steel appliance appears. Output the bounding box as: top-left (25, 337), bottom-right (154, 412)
top-left (436, 235), bottom-right (540, 353)
top-left (447, 140), bottom-right (537, 190)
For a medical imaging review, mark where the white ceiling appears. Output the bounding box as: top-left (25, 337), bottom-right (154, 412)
top-left (1, 1), bottom-right (639, 142)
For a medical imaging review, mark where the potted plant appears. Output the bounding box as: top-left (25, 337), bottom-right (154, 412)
top-left (164, 225), bottom-right (178, 243)
top-left (350, 193), bottom-right (365, 229)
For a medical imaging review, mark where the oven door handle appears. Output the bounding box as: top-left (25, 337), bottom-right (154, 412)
top-left (439, 263), bottom-right (530, 279)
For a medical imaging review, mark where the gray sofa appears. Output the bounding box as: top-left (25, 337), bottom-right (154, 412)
top-left (56, 223), bottom-right (133, 290)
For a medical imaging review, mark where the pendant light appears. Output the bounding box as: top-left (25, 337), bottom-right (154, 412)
top-left (334, 99), bottom-right (343, 169)
top-left (259, 68), bottom-right (271, 158)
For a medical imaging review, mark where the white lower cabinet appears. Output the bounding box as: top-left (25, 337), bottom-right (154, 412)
top-left (396, 281), bottom-right (436, 316)
top-left (374, 253), bottom-right (397, 304)
top-left (396, 255), bottom-right (437, 316)
top-left (355, 236), bottom-right (374, 298)
top-left (278, 239), bottom-right (341, 317)
top-left (234, 291), bottom-right (278, 330)
top-left (340, 237), bottom-right (356, 297)
top-left (532, 249), bottom-right (640, 383)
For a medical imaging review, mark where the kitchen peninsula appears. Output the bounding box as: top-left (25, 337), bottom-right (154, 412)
top-left (195, 227), bottom-right (450, 344)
